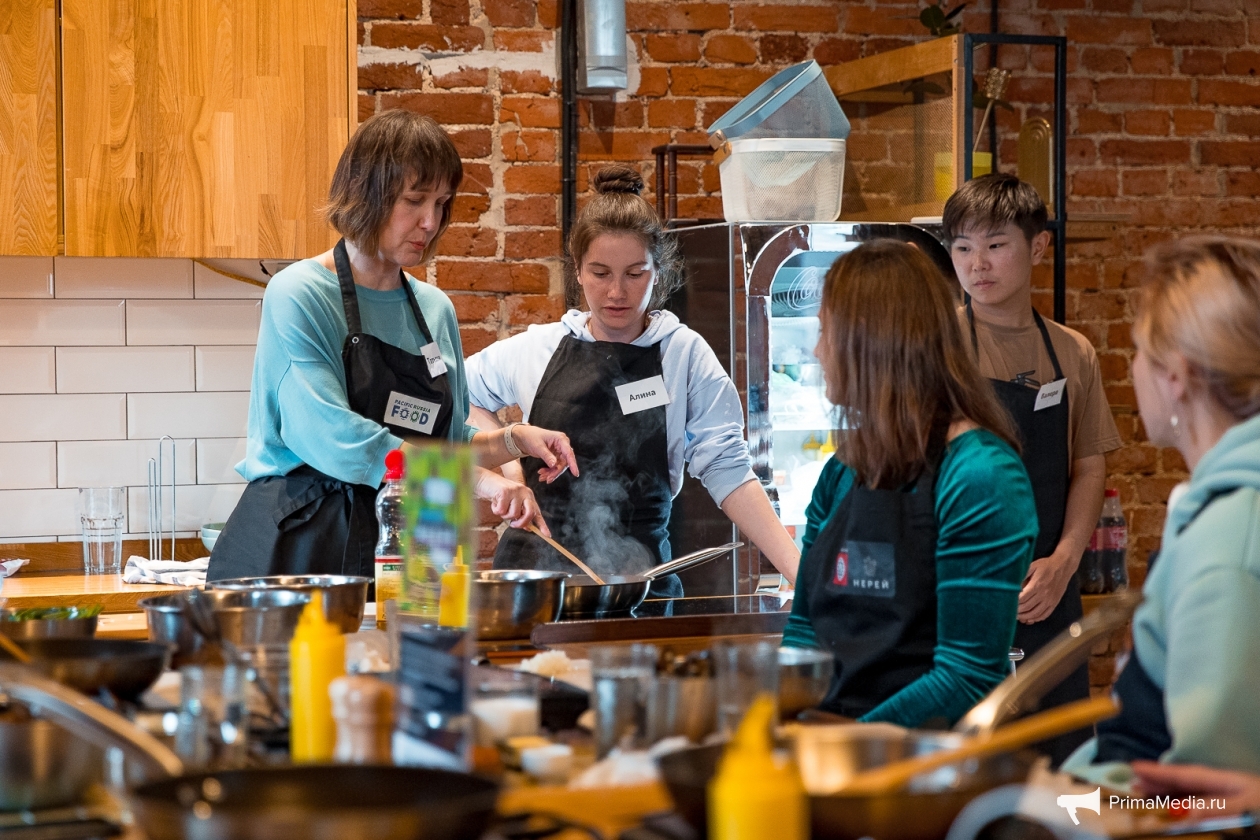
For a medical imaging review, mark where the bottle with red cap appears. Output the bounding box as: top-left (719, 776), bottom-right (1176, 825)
top-left (374, 449), bottom-right (406, 629)
top-left (1099, 488), bottom-right (1129, 593)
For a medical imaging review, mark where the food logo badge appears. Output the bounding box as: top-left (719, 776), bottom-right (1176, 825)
top-left (833, 549), bottom-right (849, 586)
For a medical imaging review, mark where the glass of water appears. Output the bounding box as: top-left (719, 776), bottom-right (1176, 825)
top-left (78, 487), bottom-right (125, 576)
top-left (589, 643), bottom-right (658, 757)
top-left (713, 640), bottom-right (780, 736)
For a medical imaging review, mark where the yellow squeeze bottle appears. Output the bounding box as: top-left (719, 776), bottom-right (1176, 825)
top-left (707, 694), bottom-right (808, 840)
top-left (438, 546), bottom-right (470, 628)
top-left (289, 591), bottom-right (345, 762)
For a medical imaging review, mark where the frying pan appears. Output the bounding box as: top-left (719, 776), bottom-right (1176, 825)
top-left (0, 638), bottom-right (171, 701)
top-left (657, 591), bottom-right (1142, 840)
top-left (0, 663), bottom-right (499, 840)
top-left (559, 542), bottom-right (743, 619)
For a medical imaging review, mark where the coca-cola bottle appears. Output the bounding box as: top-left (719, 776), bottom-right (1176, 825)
top-left (1099, 488), bottom-right (1129, 593)
top-left (1079, 527), bottom-right (1105, 595)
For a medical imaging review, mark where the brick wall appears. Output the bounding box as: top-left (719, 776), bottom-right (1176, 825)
top-left (356, 0), bottom-right (1260, 622)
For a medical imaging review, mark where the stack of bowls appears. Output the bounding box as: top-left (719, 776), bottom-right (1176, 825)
top-left (207, 575), bottom-right (369, 634)
top-left (138, 589), bottom-right (312, 668)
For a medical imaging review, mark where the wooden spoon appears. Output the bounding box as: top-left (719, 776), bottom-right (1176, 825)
top-left (840, 695), bottom-right (1119, 796)
top-left (525, 524), bottom-right (606, 585)
top-left (0, 633), bottom-right (32, 664)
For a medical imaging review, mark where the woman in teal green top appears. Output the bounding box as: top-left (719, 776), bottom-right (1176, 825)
top-left (782, 240), bottom-right (1037, 728)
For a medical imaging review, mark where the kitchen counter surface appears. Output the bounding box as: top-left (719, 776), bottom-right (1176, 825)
top-left (0, 574), bottom-right (188, 614)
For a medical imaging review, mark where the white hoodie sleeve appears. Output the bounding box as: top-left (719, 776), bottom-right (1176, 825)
top-left (464, 323), bottom-right (567, 419)
top-left (677, 335), bottom-right (758, 506)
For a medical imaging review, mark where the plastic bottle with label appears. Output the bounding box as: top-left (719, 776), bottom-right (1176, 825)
top-left (375, 449), bottom-right (406, 630)
top-left (1079, 527), bottom-right (1105, 595)
top-left (1099, 488), bottom-right (1129, 592)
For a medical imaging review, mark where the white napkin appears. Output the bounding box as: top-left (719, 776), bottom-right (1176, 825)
top-left (122, 555), bottom-right (209, 586)
top-left (0, 559), bottom-right (29, 578)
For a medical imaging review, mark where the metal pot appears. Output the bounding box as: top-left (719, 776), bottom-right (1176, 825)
top-left (208, 575), bottom-right (369, 634)
top-left (0, 706), bottom-right (100, 811)
top-left (559, 543), bottom-right (742, 619)
top-left (473, 570), bottom-right (566, 641)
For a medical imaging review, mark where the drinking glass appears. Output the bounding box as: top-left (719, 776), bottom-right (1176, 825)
top-left (713, 640), bottom-right (779, 736)
top-left (78, 487), bottom-right (125, 575)
top-left (175, 664), bottom-right (248, 769)
top-left (469, 668), bottom-right (539, 748)
top-left (589, 643), bottom-right (657, 757)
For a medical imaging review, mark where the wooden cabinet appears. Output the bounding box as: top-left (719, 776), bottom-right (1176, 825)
top-left (0, 0), bottom-right (355, 259)
top-left (0, 0), bottom-right (59, 256)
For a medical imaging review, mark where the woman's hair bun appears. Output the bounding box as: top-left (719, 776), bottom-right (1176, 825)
top-left (593, 165), bottom-right (644, 196)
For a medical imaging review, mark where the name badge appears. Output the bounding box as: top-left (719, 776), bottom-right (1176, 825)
top-left (420, 342), bottom-right (447, 377)
top-left (831, 541), bottom-right (896, 598)
top-left (615, 375), bottom-right (670, 415)
top-left (385, 390), bottom-right (441, 435)
top-left (1034, 378), bottom-right (1067, 411)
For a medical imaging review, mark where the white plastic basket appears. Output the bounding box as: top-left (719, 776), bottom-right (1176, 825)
top-left (716, 138), bottom-right (846, 222)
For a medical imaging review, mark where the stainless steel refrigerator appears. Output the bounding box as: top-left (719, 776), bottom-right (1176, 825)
top-left (664, 222), bottom-right (953, 597)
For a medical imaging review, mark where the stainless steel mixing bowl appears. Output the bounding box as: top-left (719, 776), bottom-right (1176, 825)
top-left (472, 570), bottom-right (566, 640)
top-left (208, 575), bottom-right (369, 634)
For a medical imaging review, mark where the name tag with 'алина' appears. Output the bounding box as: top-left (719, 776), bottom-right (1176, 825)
top-left (615, 375), bottom-right (670, 415)
top-left (385, 391), bottom-right (441, 435)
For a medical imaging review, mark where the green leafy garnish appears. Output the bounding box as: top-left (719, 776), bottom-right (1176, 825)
top-left (2, 605), bottom-right (103, 621)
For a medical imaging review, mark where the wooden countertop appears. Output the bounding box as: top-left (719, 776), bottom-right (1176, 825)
top-left (0, 574), bottom-right (188, 613)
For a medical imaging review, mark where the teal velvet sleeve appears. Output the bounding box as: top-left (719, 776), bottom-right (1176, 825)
top-left (781, 458), bottom-right (853, 650)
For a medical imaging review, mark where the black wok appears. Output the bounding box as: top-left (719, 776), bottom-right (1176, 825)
top-left (0, 638), bottom-right (171, 701)
top-left (559, 542), bottom-right (742, 619)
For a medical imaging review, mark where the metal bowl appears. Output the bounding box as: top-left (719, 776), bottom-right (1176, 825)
top-left (0, 610), bottom-right (98, 640)
top-left (473, 570), bottom-right (566, 640)
top-left (208, 575), bottom-right (369, 634)
top-left (0, 707), bottom-right (100, 810)
top-left (137, 593), bottom-right (204, 668)
top-left (778, 646), bottom-right (833, 719)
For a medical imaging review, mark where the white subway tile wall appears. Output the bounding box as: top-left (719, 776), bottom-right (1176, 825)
top-left (0, 257), bottom-right (261, 544)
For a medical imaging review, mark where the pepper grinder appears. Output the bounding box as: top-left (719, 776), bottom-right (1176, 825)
top-left (330, 674), bottom-right (395, 764)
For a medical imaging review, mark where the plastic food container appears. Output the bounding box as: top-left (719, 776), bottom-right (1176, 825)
top-left (716, 138), bottom-right (847, 222)
top-left (707, 59), bottom-right (850, 147)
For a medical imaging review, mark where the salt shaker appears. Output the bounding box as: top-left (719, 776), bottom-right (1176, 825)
top-left (330, 674), bottom-right (395, 764)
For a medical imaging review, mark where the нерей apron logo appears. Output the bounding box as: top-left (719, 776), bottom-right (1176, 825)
top-left (420, 342), bottom-right (447, 378)
top-left (615, 375), bottom-right (671, 415)
top-left (385, 390), bottom-right (441, 435)
top-left (831, 541), bottom-right (896, 598)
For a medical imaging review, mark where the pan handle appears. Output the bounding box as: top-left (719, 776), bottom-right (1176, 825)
top-left (0, 662), bottom-right (184, 779)
top-left (953, 589), bottom-right (1142, 736)
top-left (644, 542), bottom-right (745, 580)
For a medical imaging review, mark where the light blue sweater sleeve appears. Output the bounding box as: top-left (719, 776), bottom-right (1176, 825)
top-left (240, 260), bottom-right (473, 488)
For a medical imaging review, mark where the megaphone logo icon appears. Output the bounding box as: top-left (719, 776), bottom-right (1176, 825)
top-left (1056, 787), bottom-right (1101, 825)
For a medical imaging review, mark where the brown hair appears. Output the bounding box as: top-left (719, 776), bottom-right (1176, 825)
top-left (324, 110), bottom-right (463, 260)
top-left (942, 173), bottom-right (1048, 244)
top-left (566, 165), bottom-right (682, 309)
top-left (1134, 236), bottom-right (1260, 421)
top-left (819, 240), bottom-right (1019, 488)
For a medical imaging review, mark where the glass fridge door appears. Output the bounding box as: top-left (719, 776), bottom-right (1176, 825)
top-left (766, 249), bottom-right (852, 549)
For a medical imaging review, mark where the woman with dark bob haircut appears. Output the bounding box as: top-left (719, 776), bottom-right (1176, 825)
top-left (781, 239), bottom-right (1037, 727)
top-left (208, 110), bottom-right (576, 582)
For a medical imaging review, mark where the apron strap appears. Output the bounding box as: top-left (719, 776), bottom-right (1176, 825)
top-left (333, 239), bottom-right (435, 346)
top-left (966, 302), bottom-right (1064, 384)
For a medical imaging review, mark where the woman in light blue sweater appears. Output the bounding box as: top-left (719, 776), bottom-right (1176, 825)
top-left (1065, 237), bottom-right (1260, 783)
top-left (208, 111), bottom-right (574, 583)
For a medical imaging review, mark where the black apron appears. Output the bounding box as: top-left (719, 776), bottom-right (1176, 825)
top-left (491, 334), bottom-right (680, 599)
top-left (804, 425), bottom-right (946, 720)
top-left (969, 304), bottom-right (1088, 764)
top-left (207, 240), bottom-right (454, 582)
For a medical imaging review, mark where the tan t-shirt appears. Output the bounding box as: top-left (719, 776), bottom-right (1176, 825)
top-left (960, 307), bottom-right (1122, 465)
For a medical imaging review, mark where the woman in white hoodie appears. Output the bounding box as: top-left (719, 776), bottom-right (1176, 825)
top-left (465, 166), bottom-right (798, 595)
